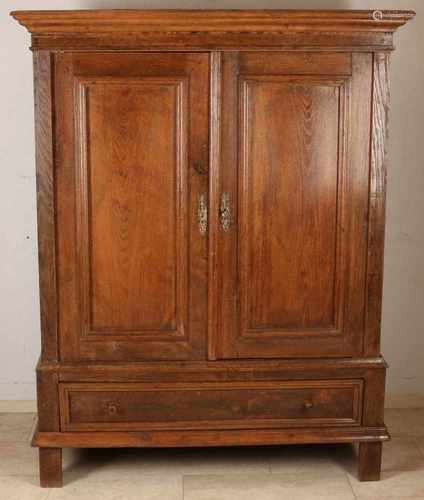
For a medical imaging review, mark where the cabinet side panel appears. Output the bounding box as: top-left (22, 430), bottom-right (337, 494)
top-left (364, 53), bottom-right (391, 357)
top-left (344, 52), bottom-right (373, 357)
top-left (362, 367), bottom-right (386, 427)
top-left (33, 51), bottom-right (58, 362)
top-left (55, 53), bottom-right (80, 361)
top-left (37, 370), bottom-right (60, 432)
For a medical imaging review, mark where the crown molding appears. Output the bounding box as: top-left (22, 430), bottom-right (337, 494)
top-left (11, 9), bottom-right (415, 35)
top-left (10, 10), bottom-right (415, 52)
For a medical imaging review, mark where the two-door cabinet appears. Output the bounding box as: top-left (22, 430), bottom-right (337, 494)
top-left (11, 9), bottom-right (414, 487)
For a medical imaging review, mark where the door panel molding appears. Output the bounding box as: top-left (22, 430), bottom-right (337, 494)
top-left (56, 53), bottom-right (209, 361)
top-left (74, 76), bottom-right (189, 341)
top-left (238, 75), bottom-right (349, 340)
top-left (215, 52), bottom-right (372, 359)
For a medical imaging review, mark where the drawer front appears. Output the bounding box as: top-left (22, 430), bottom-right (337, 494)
top-left (59, 380), bottom-right (363, 431)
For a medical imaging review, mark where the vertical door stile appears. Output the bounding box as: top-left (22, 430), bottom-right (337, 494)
top-left (207, 51), bottom-right (222, 360)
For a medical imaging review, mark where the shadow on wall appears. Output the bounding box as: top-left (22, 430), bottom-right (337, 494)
top-left (81, 0), bottom-right (353, 10)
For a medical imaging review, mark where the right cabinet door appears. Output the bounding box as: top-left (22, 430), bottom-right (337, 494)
top-left (213, 52), bottom-right (373, 359)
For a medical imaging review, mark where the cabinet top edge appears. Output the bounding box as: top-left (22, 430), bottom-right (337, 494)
top-left (11, 9), bottom-right (415, 36)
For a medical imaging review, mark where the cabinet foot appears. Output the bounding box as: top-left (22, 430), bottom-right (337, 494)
top-left (39, 448), bottom-right (63, 488)
top-left (358, 442), bottom-right (382, 481)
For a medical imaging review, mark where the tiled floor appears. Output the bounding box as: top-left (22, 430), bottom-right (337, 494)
top-left (1, 409), bottom-right (424, 499)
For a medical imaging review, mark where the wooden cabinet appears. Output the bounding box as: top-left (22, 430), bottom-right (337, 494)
top-left (12, 9), bottom-right (414, 488)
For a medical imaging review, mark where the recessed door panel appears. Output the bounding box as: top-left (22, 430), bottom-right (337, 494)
top-left (78, 77), bottom-right (186, 335)
top-left (56, 53), bottom-right (209, 361)
top-left (241, 77), bottom-right (344, 334)
top-left (212, 52), bottom-right (372, 359)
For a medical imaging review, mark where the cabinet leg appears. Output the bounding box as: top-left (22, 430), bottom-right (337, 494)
top-left (39, 448), bottom-right (63, 488)
top-left (358, 442), bottom-right (382, 481)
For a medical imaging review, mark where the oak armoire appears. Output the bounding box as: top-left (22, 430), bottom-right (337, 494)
top-left (12, 9), bottom-right (414, 488)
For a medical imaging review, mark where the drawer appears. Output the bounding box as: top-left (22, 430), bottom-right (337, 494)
top-left (59, 380), bottom-right (363, 431)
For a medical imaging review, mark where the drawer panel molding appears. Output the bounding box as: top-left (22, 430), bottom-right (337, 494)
top-left (59, 380), bottom-right (363, 431)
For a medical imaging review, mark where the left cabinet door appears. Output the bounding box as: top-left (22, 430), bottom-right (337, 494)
top-left (55, 53), bottom-right (209, 362)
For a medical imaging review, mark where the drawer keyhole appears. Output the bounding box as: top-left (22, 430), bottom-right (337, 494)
top-left (303, 401), bottom-right (314, 410)
top-left (106, 402), bottom-right (118, 415)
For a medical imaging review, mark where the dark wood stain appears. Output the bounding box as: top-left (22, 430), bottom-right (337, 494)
top-left (59, 380), bottom-right (362, 431)
top-left (364, 52), bottom-right (391, 357)
top-left (33, 51), bottom-right (58, 362)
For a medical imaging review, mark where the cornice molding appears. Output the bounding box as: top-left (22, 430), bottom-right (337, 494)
top-left (11, 9), bottom-right (415, 35)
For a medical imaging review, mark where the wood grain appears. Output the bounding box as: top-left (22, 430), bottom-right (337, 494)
top-left (12, 9), bottom-right (415, 52)
top-left (364, 52), bottom-right (391, 357)
top-left (33, 51), bottom-right (58, 362)
top-left (59, 380), bottom-right (362, 431)
top-left (37, 356), bottom-right (388, 383)
top-left (241, 76), bottom-right (342, 332)
top-left (238, 52), bottom-right (352, 75)
top-left (76, 76), bottom-right (186, 335)
top-left (358, 441), bottom-right (383, 481)
top-left (11, 9), bottom-right (416, 35)
top-left (218, 52), bottom-right (371, 359)
top-left (39, 448), bottom-right (62, 488)
top-left (33, 426), bottom-right (390, 449)
top-left (212, 51), bottom-right (240, 360)
top-left (29, 31), bottom-right (398, 53)
top-left (33, 54), bottom-right (62, 485)
top-left (12, 8), bottom-right (414, 488)
top-left (56, 53), bottom-right (209, 361)
top-left (36, 370), bottom-right (60, 432)
top-left (362, 366), bottom-right (386, 427)
top-left (54, 52), bottom-right (80, 361)
top-left (207, 51), bottom-right (222, 360)
top-left (37, 371), bottom-right (62, 488)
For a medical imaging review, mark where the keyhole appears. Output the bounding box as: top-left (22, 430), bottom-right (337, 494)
top-left (106, 402), bottom-right (118, 415)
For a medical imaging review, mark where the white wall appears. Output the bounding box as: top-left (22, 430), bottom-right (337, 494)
top-left (0, 0), bottom-right (423, 407)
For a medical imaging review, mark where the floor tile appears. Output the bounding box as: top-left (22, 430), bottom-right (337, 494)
top-left (349, 469), bottom-right (424, 498)
top-left (0, 413), bottom-right (35, 442)
top-left (381, 438), bottom-right (424, 472)
top-left (50, 476), bottom-right (182, 499)
top-left (0, 442), bottom-right (38, 476)
top-left (0, 476), bottom-right (49, 500)
top-left (0, 410), bottom-right (423, 498)
top-left (268, 443), bottom-right (355, 475)
top-left (63, 446), bottom-right (269, 482)
top-left (355, 497), bottom-right (424, 500)
top-left (183, 472), bottom-right (355, 500)
top-left (385, 408), bottom-right (424, 437)
top-left (27, 415), bottom-right (38, 442)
